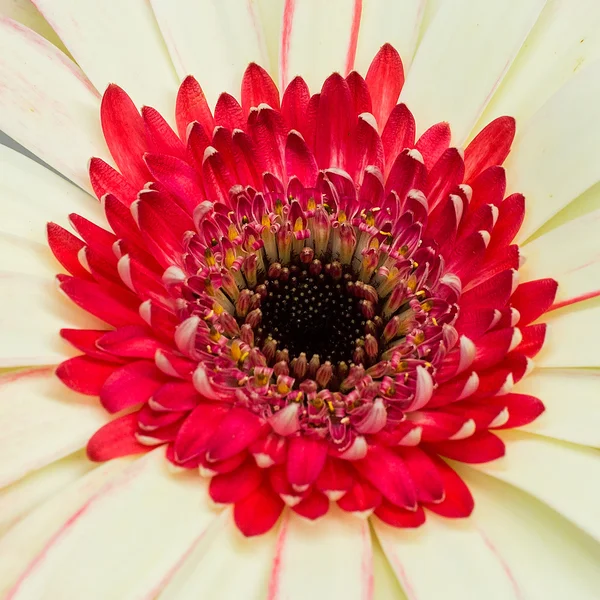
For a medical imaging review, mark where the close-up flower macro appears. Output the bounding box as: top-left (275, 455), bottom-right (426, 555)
top-left (1, 0), bottom-right (600, 598)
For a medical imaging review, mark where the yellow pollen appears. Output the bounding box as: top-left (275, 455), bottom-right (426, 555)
top-left (277, 382), bottom-right (291, 394)
top-left (338, 211), bottom-right (347, 223)
top-left (228, 224), bottom-right (239, 241)
top-left (293, 217), bottom-right (304, 232)
top-left (261, 214), bottom-right (271, 227)
top-left (431, 317), bottom-right (438, 326)
top-left (256, 373), bottom-right (270, 386)
top-left (307, 197), bottom-right (316, 211)
top-left (327, 400), bottom-right (335, 412)
top-left (340, 416), bottom-right (350, 424)
top-left (414, 331), bottom-right (425, 344)
top-left (204, 248), bottom-right (216, 266)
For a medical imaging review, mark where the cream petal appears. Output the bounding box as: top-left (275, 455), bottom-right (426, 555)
top-left (0, 368), bottom-right (108, 489)
top-left (158, 509), bottom-right (277, 599)
top-left (0, 450), bottom-right (94, 536)
top-left (507, 60), bottom-right (600, 242)
top-left (0, 274), bottom-right (102, 366)
top-left (0, 0), bottom-right (68, 54)
top-left (399, 0), bottom-right (546, 145)
top-left (279, 0), bottom-right (362, 91)
top-left (373, 514), bottom-right (522, 599)
top-left (537, 299), bottom-right (600, 368)
top-left (521, 209), bottom-right (600, 307)
top-left (0, 234), bottom-right (56, 277)
top-left (514, 368), bottom-right (600, 447)
top-left (0, 18), bottom-right (108, 190)
top-left (354, 0), bottom-right (425, 73)
top-left (0, 145), bottom-right (104, 241)
top-left (255, 0), bottom-right (286, 85)
top-left (476, 0), bottom-right (600, 131)
top-left (268, 508), bottom-right (373, 600)
top-left (0, 458), bottom-right (131, 597)
top-left (33, 0), bottom-right (180, 117)
top-left (150, 0), bottom-right (270, 108)
top-left (372, 533), bottom-right (408, 600)
top-left (472, 431), bottom-right (600, 543)
top-left (3, 449), bottom-right (222, 599)
top-left (459, 467), bottom-right (600, 599)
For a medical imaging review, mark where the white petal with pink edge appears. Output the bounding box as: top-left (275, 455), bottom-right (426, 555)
top-left (399, 0), bottom-right (546, 145)
top-left (536, 300), bottom-right (600, 368)
top-left (0, 458), bottom-right (131, 597)
top-left (0, 145), bottom-right (104, 241)
top-left (150, 0), bottom-right (269, 108)
top-left (507, 60), bottom-right (600, 242)
top-left (255, 0), bottom-right (286, 83)
top-left (0, 17), bottom-right (108, 190)
top-left (514, 368), bottom-right (600, 447)
top-left (458, 466), bottom-right (600, 599)
top-left (0, 274), bottom-right (102, 366)
top-left (0, 368), bottom-right (108, 489)
top-left (521, 209), bottom-right (600, 307)
top-left (373, 513), bottom-right (523, 599)
top-left (0, 450), bottom-right (94, 536)
top-left (3, 449), bottom-right (223, 599)
top-left (476, 0), bottom-right (600, 130)
top-left (372, 535), bottom-right (408, 600)
top-left (471, 431), bottom-right (600, 543)
top-left (354, 0), bottom-right (425, 74)
top-left (33, 0), bottom-right (180, 117)
top-left (0, 0), bottom-right (68, 53)
top-left (268, 508), bottom-right (373, 600)
top-left (158, 509), bottom-right (277, 599)
top-left (279, 0), bottom-right (362, 91)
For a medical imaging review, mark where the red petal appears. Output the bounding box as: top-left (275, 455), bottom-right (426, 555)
top-left (249, 105), bottom-right (286, 181)
top-left (385, 149), bottom-right (426, 199)
top-left (489, 393), bottom-right (545, 429)
top-left (149, 381), bottom-right (199, 412)
top-left (381, 103), bottom-right (416, 176)
top-left (354, 445), bottom-right (417, 509)
top-left (100, 360), bottom-right (165, 413)
top-left (96, 326), bottom-right (165, 359)
top-left (425, 147), bottom-right (465, 211)
top-left (315, 73), bottom-right (353, 170)
top-left (464, 116), bottom-right (515, 182)
top-left (281, 76), bottom-right (310, 138)
top-left (365, 43), bottom-right (404, 131)
top-left (346, 71), bottom-right (372, 117)
top-left (374, 503), bottom-right (425, 528)
top-left (56, 356), bottom-right (116, 395)
top-left (241, 62), bottom-right (280, 115)
top-left (209, 459), bottom-right (263, 504)
top-left (60, 328), bottom-right (118, 363)
top-left (515, 324), bottom-right (547, 358)
top-left (87, 412), bottom-right (149, 461)
top-left (234, 484), bottom-right (284, 536)
top-left (142, 106), bottom-right (186, 159)
top-left (423, 454), bottom-right (474, 518)
top-left (173, 402), bottom-right (230, 464)
top-left (351, 115), bottom-right (384, 181)
top-left (286, 436), bottom-right (328, 489)
top-left (431, 431), bottom-right (505, 463)
top-left (511, 279), bottom-right (558, 326)
top-left (315, 457), bottom-right (354, 498)
top-left (446, 230), bottom-right (488, 284)
top-left (337, 478), bottom-right (382, 513)
top-left (293, 490), bottom-right (330, 520)
top-left (415, 122), bottom-right (451, 171)
top-left (206, 407), bottom-right (266, 462)
top-left (46, 223), bottom-right (90, 280)
top-left (89, 157), bottom-right (138, 206)
top-left (214, 92), bottom-right (245, 131)
top-left (100, 84), bottom-right (150, 188)
top-left (472, 327), bottom-right (521, 371)
top-left (488, 193), bottom-right (525, 251)
top-left (461, 269), bottom-right (516, 311)
top-left (176, 76), bottom-right (215, 141)
top-left (285, 131), bottom-right (318, 187)
top-left (398, 447), bottom-right (445, 503)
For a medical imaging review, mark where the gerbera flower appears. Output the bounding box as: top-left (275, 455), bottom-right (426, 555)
top-left (0, 0), bottom-right (599, 598)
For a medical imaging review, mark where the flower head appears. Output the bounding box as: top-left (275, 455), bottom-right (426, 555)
top-left (1, 1), bottom-right (600, 598)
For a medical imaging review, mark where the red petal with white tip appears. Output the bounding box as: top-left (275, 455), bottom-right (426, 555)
top-left (47, 223), bottom-right (90, 280)
top-left (431, 431), bottom-right (505, 464)
top-left (234, 484), bottom-right (284, 537)
top-left (205, 408), bottom-right (266, 462)
top-left (89, 157), bottom-right (138, 205)
top-left (511, 279), bottom-right (558, 326)
top-left (374, 503), bottom-right (425, 528)
top-left (423, 454), bottom-right (474, 518)
top-left (176, 76), bottom-right (215, 140)
top-left (241, 62), bottom-right (280, 115)
top-left (337, 479), bottom-right (382, 514)
top-left (285, 131), bottom-right (318, 187)
top-left (286, 436), bottom-right (328, 489)
top-left (281, 76), bottom-right (310, 137)
top-left (214, 92), bottom-right (245, 131)
top-left (292, 490), bottom-right (330, 520)
top-left (209, 459), bottom-right (263, 504)
top-left (346, 71), bottom-right (372, 117)
top-left (381, 103), bottom-right (416, 175)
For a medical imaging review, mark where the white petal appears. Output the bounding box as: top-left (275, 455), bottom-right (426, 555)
top-left (0, 0), bottom-right (68, 54)
top-left (34, 0), bottom-right (179, 116)
top-left (372, 534), bottom-right (408, 600)
top-left (476, 0), bottom-right (600, 130)
top-left (0, 18), bottom-right (107, 190)
top-left (354, 0), bottom-right (425, 73)
top-left (373, 514), bottom-right (522, 599)
top-left (514, 368), bottom-right (600, 448)
top-left (0, 368), bottom-right (108, 489)
top-left (0, 234), bottom-right (56, 277)
top-left (399, 0), bottom-right (546, 145)
top-left (255, 0), bottom-right (286, 85)
top-left (0, 145), bottom-right (104, 242)
top-left (536, 299), bottom-right (600, 368)
top-left (279, 0), bottom-right (362, 91)
top-left (3, 449), bottom-right (222, 599)
top-left (459, 466), bottom-right (600, 600)
top-left (0, 274), bottom-right (102, 366)
top-left (0, 450), bottom-right (93, 536)
top-left (150, 0), bottom-right (270, 108)
top-left (522, 209), bottom-right (600, 307)
top-left (473, 431), bottom-right (600, 543)
top-left (508, 61), bottom-right (600, 242)
top-left (268, 508), bottom-right (373, 599)
top-left (159, 509), bottom-right (276, 599)
top-left (0, 458), bottom-right (131, 596)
